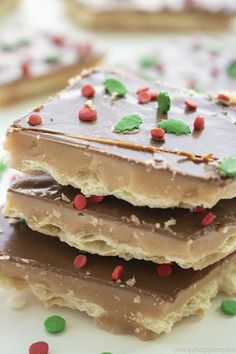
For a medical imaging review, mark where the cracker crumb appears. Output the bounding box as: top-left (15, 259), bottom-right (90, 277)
top-left (130, 214), bottom-right (141, 226)
top-left (53, 210), bottom-right (61, 218)
top-left (61, 193), bottom-right (70, 203)
top-left (133, 295), bottom-right (141, 304)
top-left (126, 277), bottom-right (136, 287)
top-left (164, 218), bottom-right (176, 229)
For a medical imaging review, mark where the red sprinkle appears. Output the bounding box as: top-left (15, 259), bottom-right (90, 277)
top-left (193, 115), bottom-right (205, 131)
top-left (156, 63), bottom-right (164, 73)
top-left (21, 59), bottom-right (31, 77)
top-left (77, 43), bottom-right (91, 58)
top-left (138, 90), bottom-right (152, 104)
top-left (29, 341), bottom-right (49, 354)
top-left (201, 212), bottom-right (216, 227)
top-left (217, 93), bottom-right (230, 106)
top-left (193, 206), bottom-right (205, 213)
top-left (211, 66), bottom-right (219, 77)
top-left (185, 99), bottom-right (198, 110)
top-left (151, 127), bottom-right (165, 141)
top-left (157, 264), bottom-right (173, 277)
top-left (89, 195), bottom-right (104, 204)
top-left (112, 265), bottom-right (123, 281)
top-left (28, 113), bottom-right (43, 126)
top-left (81, 84), bottom-right (96, 98)
top-left (79, 106), bottom-right (97, 121)
top-left (51, 35), bottom-right (66, 47)
top-left (150, 91), bottom-right (158, 101)
top-left (74, 254), bottom-right (88, 269)
top-left (73, 194), bottom-right (87, 210)
top-left (136, 85), bottom-right (149, 94)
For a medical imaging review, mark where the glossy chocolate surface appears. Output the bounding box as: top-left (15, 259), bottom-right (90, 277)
top-left (138, 34), bottom-right (236, 94)
top-left (9, 173), bottom-right (236, 242)
top-left (0, 211), bottom-right (235, 302)
top-left (12, 69), bottom-right (236, 183)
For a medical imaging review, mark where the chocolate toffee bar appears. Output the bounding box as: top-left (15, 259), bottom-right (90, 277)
top-left (0, 212), bottom-right (236, 340)
top-left (0, 0), bottom-right (18, 19)
top-left (138, 34), bottom-right (236, 94)
top-left (5, 69), bottom-right (236, 209)
top-left (3, 173), bottom-right (236, 270)
top-left (64, 0), bottom-right (236, 31)
top-left (0, 29), bottom-right (103, 106)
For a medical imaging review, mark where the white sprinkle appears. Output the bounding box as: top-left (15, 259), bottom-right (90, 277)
top-left (6, 291), bottom-right (27, 310)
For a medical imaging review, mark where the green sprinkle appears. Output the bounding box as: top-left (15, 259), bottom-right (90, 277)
top-left (227, 61), bottom-right (236, 79)
top-left (104, 78), bottom-right (127, 97)
top-left (139, 56), bottom-right (157, 68)
top-left (114, 114), bottom-right (142, 133)
top-left (158, 119), bottom-right (191, 135)
top-left (17, 38), bottom-right (31, 47)
top-left (0, 43), bottom-right (14, 51)
top-left (0, 161), bottom-right (7, 172)
top-left (44, 315), bottom-right (66, 334)
top-left (219, 157), bottom-right (236, 177)
top-left (0, 162), bottom-right (7, 178)
top-left (157, 91), bottom-right (171, 114)
top-left (44, 53), bottom-right (60, 63)
top-left (221, 299), bottom-right (236, 315)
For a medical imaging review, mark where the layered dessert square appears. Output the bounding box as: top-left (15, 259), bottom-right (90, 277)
top-left (64, 0), bottom-right (236, 31)
top-left (5, 69), bottom-right (236, 209)
top-left (0, 212), bottom-right (235, 340)
top-left (0, 29), bottom-right (103, 105)
top-left (3, 173), bottom-right (236, 270)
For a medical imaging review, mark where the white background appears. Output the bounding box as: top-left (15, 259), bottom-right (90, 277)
top-left (0, 1), bottom-right (235, 353)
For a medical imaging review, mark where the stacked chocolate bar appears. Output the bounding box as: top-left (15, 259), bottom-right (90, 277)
top-left (1, 68), bottom-right (236, 340)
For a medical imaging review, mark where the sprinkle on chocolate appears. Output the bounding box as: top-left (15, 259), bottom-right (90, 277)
top-left (104, 77), bottom-right (127, 97)
top-left (157, 264), bottom-right (173, 277)
top-left (193, 115), bottom-right (205, 131)
top-left (81, 84), bottom-right (96, 98)
top-left (157, 91), bottom-right (171, 113)
top-left (28, 113), bottom-right (43, 126)
top-left (74, 254), bottom-right (88, 269)
top-left (114, 114), bottom-right (142, 133)
top-left (219, 157), bottom-right (236, 177)
top-left (159, 119), bottom-right (191, 135)
top-left (73, 194), bottom-right (87, 210)
top-left (201, 212), bottom-right (216, 227)
top-left (112, 265), bottom-right (123, 282)
top-left (184, 99), bottom-right (198, 110)
top-left (151, 127), bottom-right (165, 141)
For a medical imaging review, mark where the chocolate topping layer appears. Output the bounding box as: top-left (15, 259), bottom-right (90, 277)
top-left (6, 69), bottom-right (236, 209)
top-left (4, 173), bottom-right (236, 269)
top-left (0, 211), bottom-right (234, 301)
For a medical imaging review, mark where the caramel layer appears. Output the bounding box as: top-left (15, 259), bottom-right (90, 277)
top-left (0, 212), bottom-right (236, 339)
top-left (4, 173), bottom-right (236, 270)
